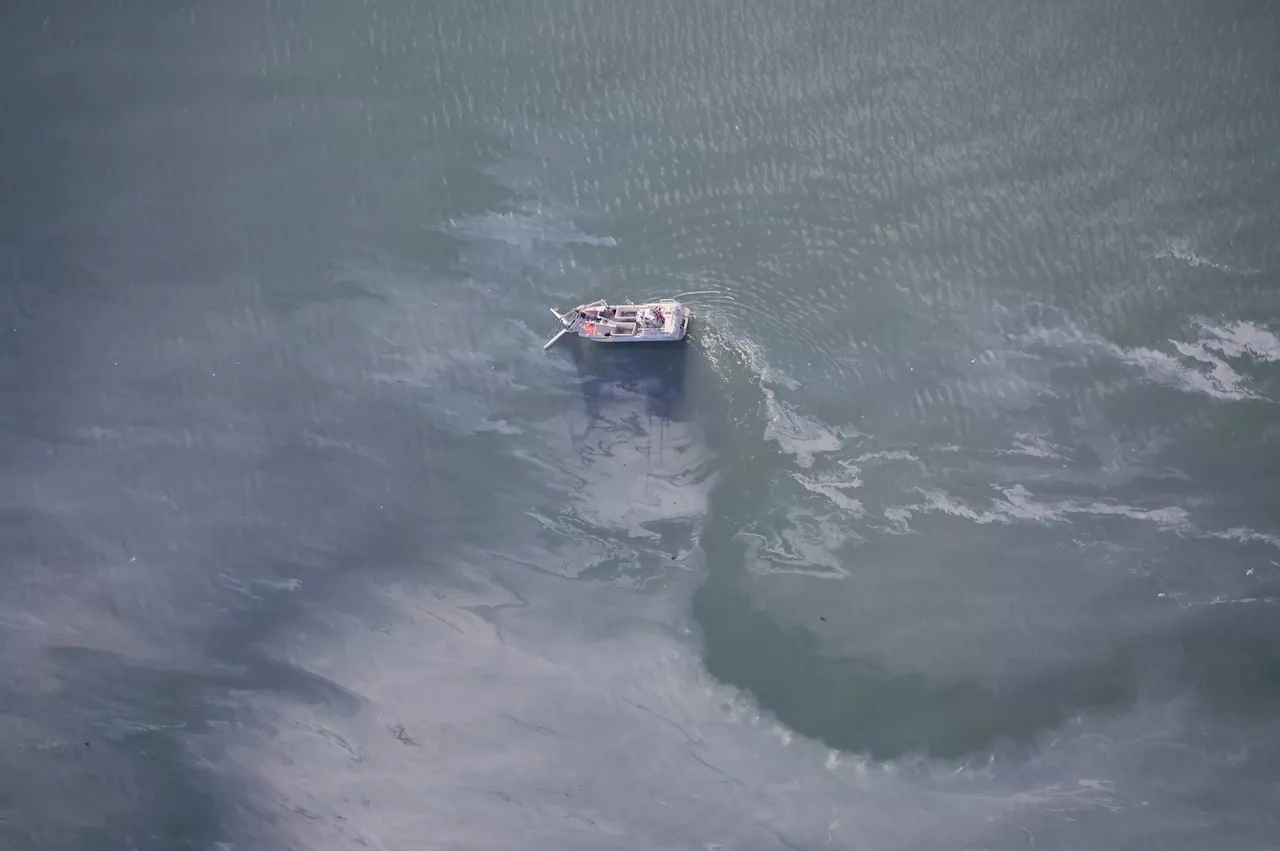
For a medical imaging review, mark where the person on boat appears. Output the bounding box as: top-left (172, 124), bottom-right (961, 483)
top-left (653, 307), bottom-right (665, 326)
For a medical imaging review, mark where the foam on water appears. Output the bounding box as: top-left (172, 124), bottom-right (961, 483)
top-left (207, 552), bottom-right (1139, 851)
top-left (1023, 315), bottom-right (1280, 403)
top-left (684, 283), bottom-right (1280, 581)
top-left (896, 484), bottom-right (1193, 531)
top-left (1152, 237), bottom-right (1263, 276)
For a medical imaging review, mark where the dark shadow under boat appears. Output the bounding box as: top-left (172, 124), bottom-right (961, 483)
top-left (565, 335), bottom-right (692, 426)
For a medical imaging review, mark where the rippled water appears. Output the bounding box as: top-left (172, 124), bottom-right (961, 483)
top-left (4, 0), bottom-right (1279, 848)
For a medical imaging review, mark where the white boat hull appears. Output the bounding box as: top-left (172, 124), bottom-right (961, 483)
top-left (546, 299), bottom-right (691, 349)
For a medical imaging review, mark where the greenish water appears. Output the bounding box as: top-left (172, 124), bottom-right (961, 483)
top-left (3, 0), bottom-right (1279, 849)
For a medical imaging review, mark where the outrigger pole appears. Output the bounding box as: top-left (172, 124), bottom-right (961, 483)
top-left (543, 307), bottom-right (573, 350)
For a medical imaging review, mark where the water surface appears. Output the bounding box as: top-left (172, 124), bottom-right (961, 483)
top-left (3, 0), bottom-right (1279, 848)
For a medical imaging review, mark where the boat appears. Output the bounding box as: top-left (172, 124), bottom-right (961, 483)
top-left (543, 299), bottom-right (691, 350)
